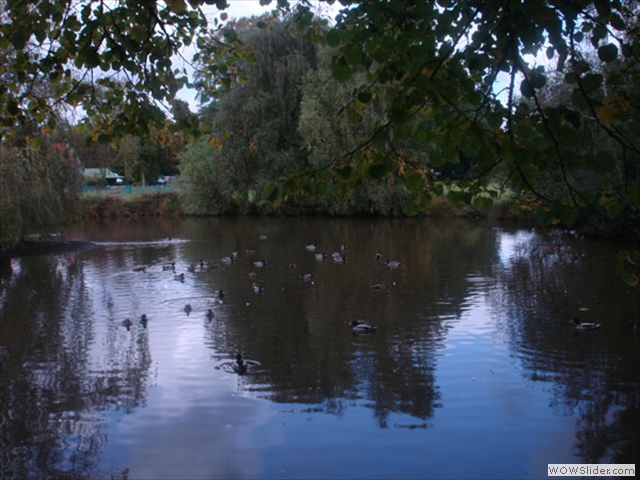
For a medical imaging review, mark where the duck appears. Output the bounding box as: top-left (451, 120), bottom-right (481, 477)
top-left (184, 303), bottom-right (193, 316)
top-left (305, 244), bottom-right (317, 252)
top-left (122, 318), bottom-right (133, 330)
top-left (315, 253), bottom-right (326, 261)
top-left (386, 260), bottom-right (401, 269)
top-left (370, 281), bottom-right (388, 290)
top-left (348, 320), bottom-right (377, 334)
top-left (217, 290), bottom-right (225, 300)
top-left (162, 262), bottom-right (176, 271)
top-left (340, 244), bottom-right (348, 251)
top-left (375, 252), bottom-right (383, 261)
top-left (259, 234), bottom-right (268, 241)
top-left (140, 314), bottom-right (148, 328)
top-left (573, 317), bottom-right (601, 330)
top-left (205, 309), bottom-right (215, 321)
top-left (220, 256), bottom-right (234, 265)
top-left (253, 260), bottom-right (266, 268)
top-left (289, 262), bottom-right (297, 269)
top-left (234, 353), bottom-right (248, 374)
top-left (333, 254), bottom-right (347, 264)
top-left (187, 263), bottom-right (196, 273)
top-left (174, 273), bottom-right (185, 282)
top-left (133, 266), bottom-right (146, 272)
top-left (299, 273), bottom-right (312, 282)
top-left (252, 282), bottom-right (265, 294)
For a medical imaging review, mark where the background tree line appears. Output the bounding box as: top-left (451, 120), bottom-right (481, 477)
top-left (1, 0), bottom-right (638, 284)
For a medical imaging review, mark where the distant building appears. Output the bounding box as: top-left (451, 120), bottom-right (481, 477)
top-left (83, 168), bottom-right (125, 186)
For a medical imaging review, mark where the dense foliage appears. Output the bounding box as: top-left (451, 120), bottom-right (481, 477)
top-left (181, 16), bottom-right (317, 214)
top-left (0, 142), bottom-right (82, 249)
top-left (0, 0), bottom-right (209, 142)
top-left (1, 0), bottom-right (638, 283)
top-left (266, 0), bottom-right (639, 238)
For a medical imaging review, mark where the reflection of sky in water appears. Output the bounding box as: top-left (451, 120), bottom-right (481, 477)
top-left (3, 219), bottom-right (637, 479)
top-left (497, 228), bottom-right (537, 263)
top-left (433, 295), bottom-right (577, 479)
top-left (103, 389), bottom-right (275, 479)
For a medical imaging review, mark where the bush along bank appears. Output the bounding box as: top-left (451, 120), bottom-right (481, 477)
top-left (78, 188), bottom-right (522, 222)
top-left (80, 192), bottom-right (183, 219)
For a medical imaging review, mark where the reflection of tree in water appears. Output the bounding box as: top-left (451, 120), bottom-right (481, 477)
top-left (493, 229), bottom-right (640, 464)
top-left (201, 221), bottom-right (498, 428)
top-left (364, 338), bottom-right (441, 429)
top-left (0, 255), bottom-right (152, 478)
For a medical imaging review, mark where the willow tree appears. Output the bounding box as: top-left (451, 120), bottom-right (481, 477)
top-left (180, 14), bottom-right (317, 213)
top-left (0, 140), bottom-right (82, 249)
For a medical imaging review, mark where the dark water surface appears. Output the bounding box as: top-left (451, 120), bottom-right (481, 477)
top-left (1, 217), bottom-right (638, 479)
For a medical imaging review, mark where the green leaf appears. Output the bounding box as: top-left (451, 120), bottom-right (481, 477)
top-left (11, 29), bottom-right (31, 49)
top-left (326, 29), bottom-right (341, 47)
top-left (473, 195), bottom-right (493, 210)
top-left (403, 199), bottom-right (420, 216)
top-left (581, 73), bottom-right (602, 93)
top-left (331, 56), bottom-right (352, 82)
top-left (564, 72), bottom-right (578, 84)
top-left (367, 163), bottom-right (388, 180)
top-left (337, 165), bottom-right (352, 181)
top-left (265, 184), bottom-right (282, 204)
top-left (315, 180), bottom-right (328, 195)
top-left (557, 206), bottom-right (578, 225)
top-left (392, 121), bottom-right (413, 140)
top-left (166, 0), bottom-right (186, 13)
top-left (357, 91), bottom-right (372, 104)
top-left (597, 43), bottom-right (618, 63)
top-left (546, 46), bottom-right (555, 60)
top-left (520, 80), bottom-right (534, 99)
top-left (344, 45), bottom-right (362, 66)
top-left (346, 106), bottom-right (359, 124)
top-left (282, 179), bottom-right (298, 195)
top-left (529, 72), bottom-right (547, 89)
top-left (403, 170), bottom-right (422, 192)
top-left (6, 99), bottom-right (20, 116)
top-left (447, 189), bottom-right (471, 204)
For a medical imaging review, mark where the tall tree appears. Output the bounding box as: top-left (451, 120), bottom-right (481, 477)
top-left (182, 14), bottom-right (316, 213)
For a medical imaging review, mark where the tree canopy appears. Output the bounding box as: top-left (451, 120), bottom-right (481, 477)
top-left (1, 0), bottom-right (638, 239)
top-left (0, 0), bottom-right (211, 142)
top-left (278, 0), bottom-right (639, 235)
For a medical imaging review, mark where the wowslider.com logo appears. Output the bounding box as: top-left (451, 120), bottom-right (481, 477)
top-left (548, 464), bottom-right (635, 476)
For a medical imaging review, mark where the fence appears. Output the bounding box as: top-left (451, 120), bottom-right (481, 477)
top-left (83, 183), bottom-right (182, 196)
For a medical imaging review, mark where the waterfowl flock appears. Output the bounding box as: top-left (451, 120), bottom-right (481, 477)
top-left (119, 238), bottom-right (402, 347)
top-left (117, 233), bottom-right (615, 379)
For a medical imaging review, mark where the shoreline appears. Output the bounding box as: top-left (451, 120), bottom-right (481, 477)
top-left (0, 240), bottom-right (97, 258)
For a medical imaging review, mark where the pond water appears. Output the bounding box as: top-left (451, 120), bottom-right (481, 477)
top-left (1, 217), bottom-right (638, 479)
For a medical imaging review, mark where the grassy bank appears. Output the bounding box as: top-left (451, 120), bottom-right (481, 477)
top-left (78, 187), bottom-right (520, 221)
top-left (80, 191), bottom-right (183, 219)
